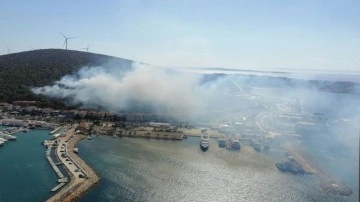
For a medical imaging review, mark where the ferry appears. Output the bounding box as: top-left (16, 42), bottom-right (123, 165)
top-left (200, 135), bottom-right (209, 152)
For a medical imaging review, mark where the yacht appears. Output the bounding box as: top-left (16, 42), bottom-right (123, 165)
top-left (7, 135), bottom-right (17, 141)
top-left (0, 138), bottom-right (7, 143)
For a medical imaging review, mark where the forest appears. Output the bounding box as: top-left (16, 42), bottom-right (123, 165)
top-left (0, 49), bottom-right (132, 108)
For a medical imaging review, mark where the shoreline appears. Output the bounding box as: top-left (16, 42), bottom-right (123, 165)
top-left (46, 128), bottom-right (100, 202)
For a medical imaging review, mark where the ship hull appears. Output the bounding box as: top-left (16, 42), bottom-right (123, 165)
top-left (200, 144), bottom-right (209, 152)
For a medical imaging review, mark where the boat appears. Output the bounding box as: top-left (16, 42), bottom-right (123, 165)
top-left (218, 137), bottom-right (226, 148)
top-left (74, 148), bottom-right (79, 153)
top-left (200, 135), bottom-right (209, 152)
top-left (0, 141), bottom-right (4, 146)
top-left (87, 136), bottom-right (92, 140)
top-left (275, 162), bottom-right (288, 172)
top-left (0, 138), bottom-right (8, 143)
top-left (0, 134), bottom-right (16, 141)
top-left (231, 139), bottom-right (241, 150)
top-left (275, 160), bottom-right (305, 175)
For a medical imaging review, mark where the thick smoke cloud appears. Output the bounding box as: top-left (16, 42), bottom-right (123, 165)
top-left (32, 63), bottom-right (359, 192)
top-left (32, 62), bottom-right (204, 117)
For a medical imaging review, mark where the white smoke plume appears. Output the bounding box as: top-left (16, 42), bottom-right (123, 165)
top-left (32, 62), bottom-right (204, 117)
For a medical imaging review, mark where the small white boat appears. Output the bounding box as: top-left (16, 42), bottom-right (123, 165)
top-left (0, 138), bottom-right (8, 142)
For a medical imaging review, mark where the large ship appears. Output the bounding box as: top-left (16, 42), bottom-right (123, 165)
top-left (200, 135), bottom-right (209, 152)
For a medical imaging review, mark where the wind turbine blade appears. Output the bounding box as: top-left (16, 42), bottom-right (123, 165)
top-left (68, 37), bottom-right (76, 39)
top-left (63, 40), bottom-right (66, 46)
top-left (59, 32), bottom-right (66, 38)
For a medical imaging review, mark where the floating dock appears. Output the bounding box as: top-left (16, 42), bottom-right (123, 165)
top-left (49, 127), bottom-right (62, 135)
top-left (51, 183), bottom-right (66, 192)
top-left (45, 142), bottom-right (68, 192)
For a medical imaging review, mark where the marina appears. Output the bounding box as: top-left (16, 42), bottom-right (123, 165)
top-left (0, 129), bottom-right (57, 202)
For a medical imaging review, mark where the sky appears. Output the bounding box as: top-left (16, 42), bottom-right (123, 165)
top-left (0, 0), bottom-right (359, 71)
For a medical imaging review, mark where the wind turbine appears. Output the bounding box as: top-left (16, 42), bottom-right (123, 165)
top-left (82, 45), bottom-right (90, 52)
top-left (59, 32), bottom-right (76, 50)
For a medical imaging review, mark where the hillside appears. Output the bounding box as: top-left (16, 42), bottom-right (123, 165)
top-left (0, 49), bottom-right (132, 108)
top-left (0, 49), bottom-right (358, 110)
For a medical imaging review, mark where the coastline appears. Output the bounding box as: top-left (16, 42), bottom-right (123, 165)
top-left (47, 130), bottom-right (100, 202)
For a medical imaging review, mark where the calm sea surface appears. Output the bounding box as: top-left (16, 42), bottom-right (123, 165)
top-left (0, 127), bottom-right (357, 202)
top-left (77, 136), bottom-right (358, 202)
top-left (0, 128), bottom-right (55, 202)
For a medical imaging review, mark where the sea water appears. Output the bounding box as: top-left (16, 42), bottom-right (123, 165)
top-left (77, 136), bottom-right (358, 202)
top-left (0, 129), bottom-right (56, 202)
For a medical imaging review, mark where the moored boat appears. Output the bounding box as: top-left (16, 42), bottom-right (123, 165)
top-left (218, 137), bottom-right (226, 148)
top-left (231, 139), bottom-right (241, 150)
top-left (200, 135), bottom-right (209, 152)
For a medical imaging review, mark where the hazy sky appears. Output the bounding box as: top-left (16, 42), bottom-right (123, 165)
top-left (0, 0), bottom-right (359, 71)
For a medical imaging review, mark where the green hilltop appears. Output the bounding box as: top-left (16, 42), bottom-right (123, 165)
top-left (0, 49), bottom-right (132, 108)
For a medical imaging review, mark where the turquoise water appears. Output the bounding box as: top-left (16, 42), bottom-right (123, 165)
top-left (77, 136), bottom-right (358, 202)
top-left (0, 128), bottom-right (56, 202)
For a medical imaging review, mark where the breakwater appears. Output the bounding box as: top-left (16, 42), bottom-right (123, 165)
top-left (46, 128), bottom-right (99, 202)
top-left (283, 144), bottom-right (353, 196)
